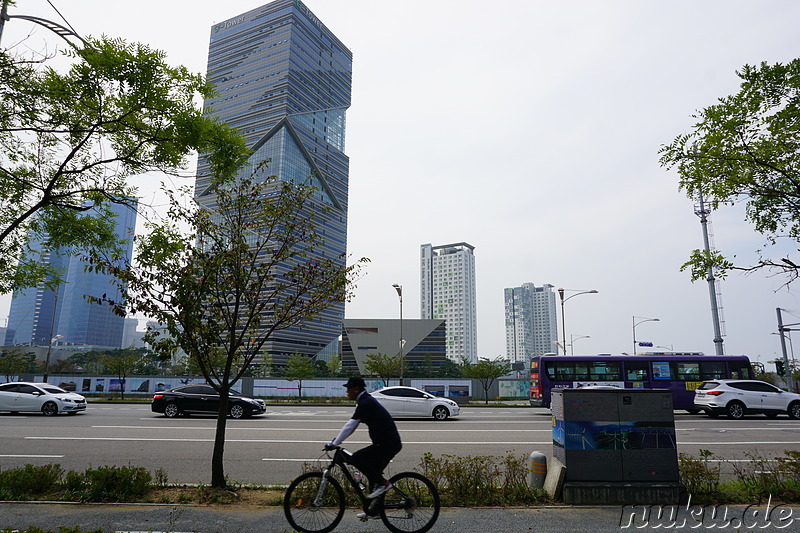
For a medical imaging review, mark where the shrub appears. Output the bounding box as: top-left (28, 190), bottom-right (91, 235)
top-left (0, 464), bottom-right (63, 500)
top-left (83, 465), bottom-right (152, 501)
top-left (419, 452), bottom-right (546, 506)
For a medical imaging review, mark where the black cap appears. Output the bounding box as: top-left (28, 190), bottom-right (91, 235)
top-left (343, 376), bottom-right (366, 389)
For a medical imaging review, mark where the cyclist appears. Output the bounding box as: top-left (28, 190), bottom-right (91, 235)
top-left (326, 376), bottom-right (402, 501)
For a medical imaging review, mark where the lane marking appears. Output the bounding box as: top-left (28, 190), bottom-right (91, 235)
top-left (0, 454), bottom-right (64, 458)
top-left (25, 437), bottom-right (547, 445)
top-left (93, 425), bottom-right (549, 432)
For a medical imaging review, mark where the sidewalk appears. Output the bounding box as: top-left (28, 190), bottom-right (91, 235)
top-left (2, 501), bottom-right (799, 532)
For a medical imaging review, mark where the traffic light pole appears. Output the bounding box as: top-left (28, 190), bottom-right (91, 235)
top-left (776, 308), bottom-right (796, 392)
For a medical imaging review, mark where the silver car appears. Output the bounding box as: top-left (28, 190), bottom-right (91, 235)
top-left (372, 386), bottom-right (460, 421)
top-left (0, 382), bottom-right (87, 416)
top-left (694, 379), bottom-right (800, 419)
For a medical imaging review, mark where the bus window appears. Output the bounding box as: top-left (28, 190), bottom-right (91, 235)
top-left (675, 362), bottom-right (701, 381)
top-left (700, 361), bottom-right (725, 380)
top-left (729, 361), bottom-right (754, 379)
top-left (589, 361), bottom-right (622, 380)
top-left (625, 361), bottom-right (648, 381)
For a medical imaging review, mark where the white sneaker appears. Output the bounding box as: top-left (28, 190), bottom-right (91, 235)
top-left (357, 512), bottom-right (381, 521)
top-left (368, 481), bottom-right (392, 499)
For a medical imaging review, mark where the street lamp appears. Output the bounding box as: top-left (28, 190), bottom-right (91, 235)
top-left (632, 316), bottom-right (660, 355)
top-left (0, 0), bottom-right (86, 46)
top-left (569, 334), bottom-right (590, 356)
top-left (42, 334), bottom-right (63, 383)
top-left (392, 284), bottom-right (404, 386)
top-left (558, 289), bottom-right (598, 356)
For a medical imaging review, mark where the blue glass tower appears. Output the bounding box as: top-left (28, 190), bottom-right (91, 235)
top-left (4, 201), bottom-right (137, 349)
top-left (197, 0), bottom-right (352, 364)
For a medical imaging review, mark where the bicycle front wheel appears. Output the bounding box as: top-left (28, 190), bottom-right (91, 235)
top-left (283, 471), bottom-right (345, 533)
top-left (381, 471), bottom-right (440, 533)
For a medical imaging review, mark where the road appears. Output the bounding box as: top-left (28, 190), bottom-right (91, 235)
top-left (1, 404), bottom-right (800, 485)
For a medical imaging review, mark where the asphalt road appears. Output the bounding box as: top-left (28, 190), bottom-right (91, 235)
top-left (1, 404), bottom-right (800, 485)
top-left (3, 405), bottom-right (800, 532)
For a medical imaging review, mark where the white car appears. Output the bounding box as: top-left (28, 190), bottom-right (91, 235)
top-left (372, 386), bottom-right (460, 421)
top-left (0, 382), bottom-right (87, 416)
top-left (694, 379), bottom-right (800, 420)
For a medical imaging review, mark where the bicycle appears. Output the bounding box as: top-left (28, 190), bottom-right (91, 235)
top-left (283, 445), bottom-right (440, 533)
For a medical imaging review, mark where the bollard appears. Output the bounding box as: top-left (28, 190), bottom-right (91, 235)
top-left (528, 450), bottom-right (547, 489)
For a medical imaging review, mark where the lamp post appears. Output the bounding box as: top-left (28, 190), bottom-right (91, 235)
top-left (392, 284), bottom-right (404, 386)
top-left (0, 0), bottom-right (86, 46)
top-left (558, 289), bottom-right (598, 355)
top-left (632, 316), bottom-right (660, 355)
top-left (569, 334), bottom-right (590, 356)
top-left (775, 308), bottom-right (797, 392)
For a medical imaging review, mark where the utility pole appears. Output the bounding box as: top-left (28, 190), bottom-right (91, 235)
top-left (695, 192), bottom-right (725, 355)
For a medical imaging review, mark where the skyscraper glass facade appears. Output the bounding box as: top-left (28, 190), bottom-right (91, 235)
top-left (197, 0), bottom-right (352, 364)
top-left (4, 201), bottom-right (137, 349)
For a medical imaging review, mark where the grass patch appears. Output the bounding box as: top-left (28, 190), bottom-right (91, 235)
top-left (679, 449), bottom-right (800, 504)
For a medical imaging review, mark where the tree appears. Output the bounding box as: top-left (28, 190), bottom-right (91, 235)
top-left (286, 353), bottom-right (316, 400)
top-left (461, 357), bottom-right (511, 404)
top-left (0, 350), bottom-right (36, 382)
top-left (364, 352), bottom-right (404, 387)
top-left (93, 171), bottom-right (366, 488)
top-left (659, 59), bottom-right (800, 284)
top-left (99, 349), bottom-right (142, 400)
top-left (0, 36), bottom-right (245, 294)
top-left (326, 354), bottom-right (342, 377)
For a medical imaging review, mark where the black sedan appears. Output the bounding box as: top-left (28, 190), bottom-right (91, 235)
top-left (151, 384), bottom-right (267, 419)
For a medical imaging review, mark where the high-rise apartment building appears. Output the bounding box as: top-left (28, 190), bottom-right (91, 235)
top-left (196, 0), bottom-right (352, 364)
top-left (420, 243), bottom-right (477, 363)
top-left (504, 283), bottom-right (558, 362)
top-left (4, 201), bottom-right (137, 350)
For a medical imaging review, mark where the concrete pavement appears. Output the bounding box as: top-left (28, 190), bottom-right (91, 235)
top-left (3, 501), bottom-right (800, 532)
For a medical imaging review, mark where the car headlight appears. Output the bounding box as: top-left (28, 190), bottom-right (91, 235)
top-left (56, 397), bottom-right (73, 403)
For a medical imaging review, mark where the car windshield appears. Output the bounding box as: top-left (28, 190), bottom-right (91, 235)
top-left (41, 386), bottom-right (66, 394)
top-left (699, 382), bottom-right (720, 390)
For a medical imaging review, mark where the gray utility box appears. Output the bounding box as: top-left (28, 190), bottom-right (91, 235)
top-left (552, 388), bottom-right (679, 482)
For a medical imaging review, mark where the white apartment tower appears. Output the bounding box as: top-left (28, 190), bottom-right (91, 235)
top-left (504, 283), bottom-right (558, 362)
top-left (420, 243), bottom-right (478, 363)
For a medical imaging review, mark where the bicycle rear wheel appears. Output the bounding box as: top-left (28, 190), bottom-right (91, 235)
top-left (283, 471), bottom-right (345, 533)
top-left (381, 471), bottom-right (440, 533)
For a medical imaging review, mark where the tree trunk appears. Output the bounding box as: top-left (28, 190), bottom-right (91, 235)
top-left (211, 392), bottom-right (229, 488)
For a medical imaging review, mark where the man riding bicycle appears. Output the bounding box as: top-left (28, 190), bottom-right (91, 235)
top-left (326, 376), bottom-right (402, 501)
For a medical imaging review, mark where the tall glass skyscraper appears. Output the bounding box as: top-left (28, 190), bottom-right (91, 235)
top-left (4, 201), bottom-right (137, 349)
top-left (197, 0), bottom-right (352, 364)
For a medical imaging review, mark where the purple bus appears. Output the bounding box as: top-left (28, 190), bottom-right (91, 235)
top-left (529, 353), bottom-right (754, 412)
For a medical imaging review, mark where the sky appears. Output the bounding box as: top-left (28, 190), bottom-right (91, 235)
top-left (2, 1), bottom-right (800, 368)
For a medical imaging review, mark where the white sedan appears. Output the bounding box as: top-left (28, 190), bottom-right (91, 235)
top-left (0, 382), bottom-right (87, 416)
top-left (372, 386), bottom-right (460, 421)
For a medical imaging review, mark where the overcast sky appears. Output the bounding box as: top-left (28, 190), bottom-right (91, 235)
top-left (3, 1), bottom-right (800, 367)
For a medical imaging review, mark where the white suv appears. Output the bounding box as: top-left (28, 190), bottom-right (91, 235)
top-left (694, 379), bottom-right (800, 420)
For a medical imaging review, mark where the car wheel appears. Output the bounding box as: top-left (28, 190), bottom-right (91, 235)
top-left (788, 401), bottom-right (800, 420)
top-left (726, 401), bottom-right (745, 420)
top-left (229, 404), bottom-right (245, 419)
top-left (432, 406), bottom-right (449, 421)
top-left (164, 403), bottom-right (180, 418)
top-left (41, 402), bottom-right (58, 416)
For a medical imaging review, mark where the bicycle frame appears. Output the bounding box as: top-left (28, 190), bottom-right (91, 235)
top-left (320, 447), bottom-right (417, 518)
